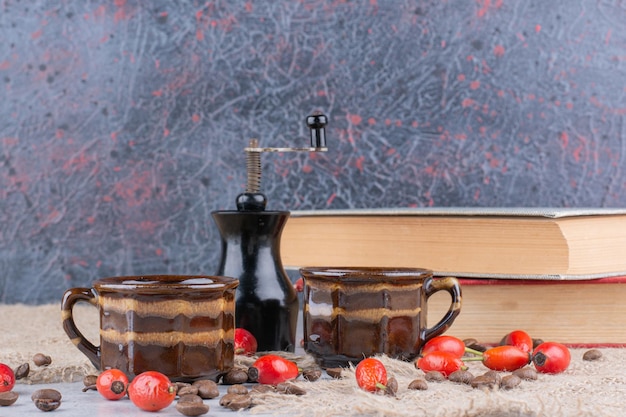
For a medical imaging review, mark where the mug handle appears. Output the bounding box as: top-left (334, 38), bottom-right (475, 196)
top-left (422, 276), bottom-right (462, 343)
top-left (61, 288), bottom-right (101, 370)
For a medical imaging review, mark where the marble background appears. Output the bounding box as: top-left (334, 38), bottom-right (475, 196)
top-left (1, 0), bottom-right (625, 303)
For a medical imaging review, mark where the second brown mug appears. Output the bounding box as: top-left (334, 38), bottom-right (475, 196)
top-left (300, 267), bottom-right (462, 368)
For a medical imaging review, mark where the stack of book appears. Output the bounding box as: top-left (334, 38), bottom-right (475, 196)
top-left (281, 208), bottom-right (626, 346)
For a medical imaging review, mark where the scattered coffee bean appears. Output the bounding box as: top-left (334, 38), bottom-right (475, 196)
top-left (223, 368), bottom-right (249, 385)
top-left (470, 375), bottom-right (497, 390)
top-left (532, 338), bottom-right (544, 349)
top-left (471, 371), bottom-right (501, 390)
top-left (325, 367), bottom-right (343, 379)
top-left (512, 367), bottom-right (538, 381)
top-left (219, 393), bottom-right (252, 411)
top-left (583, 349), bottom-right (603, 361)
top-left (178, 394), bottom-right (203, 404)
top-left (407, 379), bottom-right (428, 391)
top-left (0, 391), bottom-right (19, 406)
top-left (33, 353), bottom-right (52, 367)
top-left (227, 384), bottom-right (248, 395)
top-left (302, 369), bottom-right (322, 381)
top-left (192, 380), bottom-right (220, 399)
top-left (178, 385), bottom-right (199, 397)
top-left (482, 370), bottom-right (502, 385)
top-left (250, 384), bottom-right (276, 394)
top-left (31, 388), bottom-right (62, 412)
top-left (176, 401), bottom-right (210, 416)
top-left (276, 382), bottom-right (306, 396)
top-left (448, 370), bottom-right (475, 385)
top-left (14, 363), bottom-right (30, 380)
top-left (424, 371), bottom-right (446, 382)
top-left (501, 374), bottom-right (521, 390)
top-left (83, 374), bottom-right (97, 388)
top-left (175, 382), bottom-right (191, 392)
top-left (463, 338), bottom-right (487, 352)
top-left (385, 377), bottom-right (398, 397)
top-left (246, 367), bottom-right (259, 383)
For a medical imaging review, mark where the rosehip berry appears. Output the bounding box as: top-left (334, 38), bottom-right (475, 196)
top-left (502, 330), bottom-right (534, 353)
top-left (127, 371), bottom-right (176, 412)
top-left (234, 328), bottom-right (258, 355)
top-left (249, 354), bottom-right (299, 385)
top-left (0, 364), bottom-right (15, 393)
top-left (355, 358), bottom-right (388, 393)
top-left (532, 342), bottom-right (571, 374)
top-left (416, 351), bottom-right (464, 377)
top-left (96, 369), bottom-right (129, 401)
top-left (421, 335), bottom-right (466, 357)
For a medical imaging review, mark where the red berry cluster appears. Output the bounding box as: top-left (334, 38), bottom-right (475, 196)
top-left (416, 331), bottom-right (571, 377)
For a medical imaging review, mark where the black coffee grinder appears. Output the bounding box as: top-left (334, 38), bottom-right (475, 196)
top-left (211, 114), bottom-right (328, 352)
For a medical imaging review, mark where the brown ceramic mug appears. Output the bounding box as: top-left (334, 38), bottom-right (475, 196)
top-left (61, 275), bottom-right (238, 382)
top-left (300, 267), bottom-right (461, 368)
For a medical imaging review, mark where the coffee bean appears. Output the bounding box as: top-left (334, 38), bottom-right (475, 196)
top-left (31, 389), bottom-right (62, 412)
top-left (175, 382), bottom-right (192, 392)
top-left (83, 374), bottom-right (97, 388)
top-left (302, 369), bottom-right (322, 381)
top-left (192, 380), bottom-right (219, 399)
top-left (177, 385), bottom-right (199, 397)
top-left (176, 401), bottom-right (210, 416)
top-left (227, 384), bottom-right (248, 395)
top-left (482, 370), bottom-right (502, 385)
top-left (250, 384), bottom-right (275, 394)
top-left (33, 353), bottom-right (52, 367)
top-left (407, 379), bottom-right (428, 391)
top-left (512, 367), bottom-right (538, 381)
top-left (31, 389), bottom-right (62, 402)
top-left (532, 338), bottom-right (544, 349)
top-left (463, 338), bottom-right (487, 352)
top-left (14, 363), bottom-right (30, 380)
top-left (276, 382), bottom-right (306, 396)
top-left (582, 349), bottom-right (603, 361)
top-left (219, 393), bottom-right (252, 411)
top-left (470, 371), bottom-right (501, 390)
top-left (325, 367), bottom-right (343, 379)
top-left (246, 367), bottom-right (259, 383)
top-left (424, 371), bottom-right (445, 382)
top-left (0, 391), bottom-right (19, 406)
top-left (448, 370), bottom-right (475, 385)
top-left (470, 375), bottom-right (497, 390)
top-left (501, 374), bottom-right (521, 389)
top-left (178, 394), bottom-right (203, 404)
top-left (384, 377), bottom-right (398, 397)
top-left (222, 368), bottom-right (249, 385)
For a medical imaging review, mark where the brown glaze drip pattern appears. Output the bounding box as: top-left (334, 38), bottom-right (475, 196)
top-left (304, 304), bottom-right (422, 322)
top-left (100, 328), bottom-right (234, 346)
top-left (304, 280), bottom-right (424, 292)
top-left (97, 296), bottom-right (234, 319)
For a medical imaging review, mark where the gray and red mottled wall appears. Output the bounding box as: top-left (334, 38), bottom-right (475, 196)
top-left (1, 1), bottom-right (625, 303)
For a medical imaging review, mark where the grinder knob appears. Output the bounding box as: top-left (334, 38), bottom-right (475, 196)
top-left (306, 113), bottom-right (327, 148)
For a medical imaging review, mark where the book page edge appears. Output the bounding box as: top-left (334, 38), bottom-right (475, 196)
top-left (288, 207), bottom-right (626, 219)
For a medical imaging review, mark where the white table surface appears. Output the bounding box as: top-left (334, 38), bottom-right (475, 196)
top-left (5, 380), bottom-right (273, 416)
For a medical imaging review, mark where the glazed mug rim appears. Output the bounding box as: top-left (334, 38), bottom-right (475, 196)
top-left (299, 266), bottom-right (432, 281)
top-left (93, 274), bottom-right (239, 292)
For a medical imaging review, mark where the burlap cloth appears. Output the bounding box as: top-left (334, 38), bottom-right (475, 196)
top-left (1, 304), bottom-right (624, 416)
